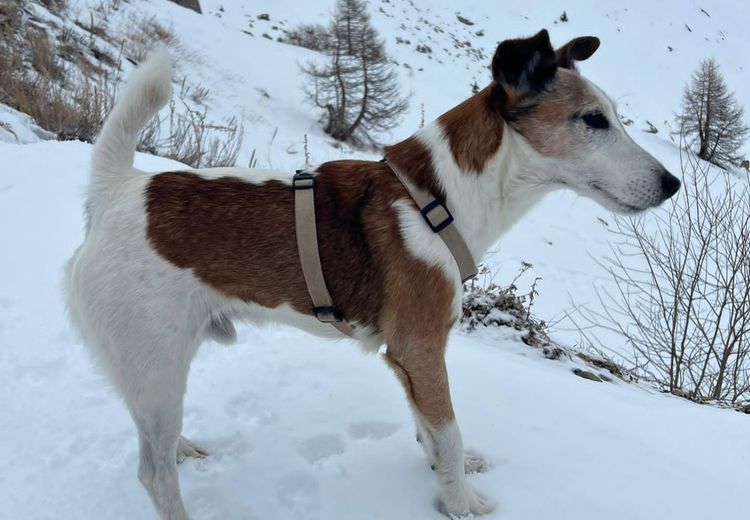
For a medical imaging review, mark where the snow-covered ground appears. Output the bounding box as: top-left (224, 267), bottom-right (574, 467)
top-left (1, 1), bottom-right (749, 519)
top-left (0, 104), bottom-right (55, 144)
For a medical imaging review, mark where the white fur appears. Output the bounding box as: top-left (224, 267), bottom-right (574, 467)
top-left (394, 121), bottom-right (557, 303)
top-left (432, 421), bottom-right (495, 516)
top-left (550, 73), bottom-right (670, 214)
top-left (394, 122), bottom-right (559, 323)
top-left (417, 122), bottom-right (555, 259)
top-left (185, 166), bottom-right (294, 184)
top-left (89, 49), bottom-right (172, 214)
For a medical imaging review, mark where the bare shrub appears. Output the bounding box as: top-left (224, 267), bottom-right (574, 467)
top-left (61, 78), bottom-right (115, 141)
top-left (73, 15), bottom-right (104, 40)
top-left (138, 78), bottom-right (242, 168)
top-left (282, 23), bottom-right (331, 51)
top-left (138, 99), bottom-right (243, 168)
top-left (462, 263), bottom-right (552, 351)
top-left (1, 75), bottom-right (113, 142)
top-left (120, 14), bottom-right (177, 64)
top-left (29, 30), bottom-right (66, 81)
top-left (573, 141), bottom-right (750, 404)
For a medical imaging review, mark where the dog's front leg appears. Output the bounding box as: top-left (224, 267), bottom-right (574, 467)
top-left (385, 338), bottom-right (494, 517)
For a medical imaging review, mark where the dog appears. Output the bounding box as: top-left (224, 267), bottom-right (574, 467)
top-left (65, 29), bottom-right (680, 519)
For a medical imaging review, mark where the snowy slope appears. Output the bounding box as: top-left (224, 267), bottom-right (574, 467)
top-left (1, 1), bottom-right (749, 519)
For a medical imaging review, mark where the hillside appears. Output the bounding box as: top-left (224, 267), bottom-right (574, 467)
top-left (1, 1), bottom-right (749, 519)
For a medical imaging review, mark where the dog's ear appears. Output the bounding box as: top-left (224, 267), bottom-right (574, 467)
top-left (490, 29), bottom-right (557, 110)
top-left (556, 36), bottom-right (600, 70)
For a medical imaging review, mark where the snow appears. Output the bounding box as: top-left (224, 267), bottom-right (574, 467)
top-left (1, 1), bottom-right (749, 519)
top-left (0, 104), bottom-right (55, 144)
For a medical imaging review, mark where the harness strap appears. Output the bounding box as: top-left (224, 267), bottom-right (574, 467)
top-left (384, 159), bottom-right (478, 282)
top-left (293, 172), bottom-right (355, 337)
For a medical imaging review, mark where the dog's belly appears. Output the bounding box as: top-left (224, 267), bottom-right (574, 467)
top-left (214, 296), bottom-right (384, 351)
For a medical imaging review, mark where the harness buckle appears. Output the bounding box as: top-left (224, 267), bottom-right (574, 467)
top-left (313, 306), bottom-right (344, 323)
top-left (420, 199), bottom-right (454, 233)
top-left (293, 171), bottom-right (317, 190)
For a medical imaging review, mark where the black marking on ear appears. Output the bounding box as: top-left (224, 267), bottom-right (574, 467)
top-left (491, 29), bottom-right (557, 96)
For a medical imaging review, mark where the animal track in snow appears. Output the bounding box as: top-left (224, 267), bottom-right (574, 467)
top-left (224, 391), bottom-right (276, 424)
top-left (298, 434), bottom-right (346, 464)
top-left (347, 421), bottom-right (400, 440)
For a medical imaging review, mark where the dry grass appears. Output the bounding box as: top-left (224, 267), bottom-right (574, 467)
top-left (0, 12), bottom-right (114, 142)
top-left (0, 0), bottom-right (25, 38)
top-left (0, 1), bottom-right (162, 143)
top-left (1, 0), bottom-right (243, 167)
top-left (121, 14), bottom-right (177, 64)
top-left (138, 99), bottom-right (243, 168)
top-left (29, 31), bottom-right (66, 81)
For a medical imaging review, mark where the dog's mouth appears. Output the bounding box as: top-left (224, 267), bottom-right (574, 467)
top-left (587, 182), bottom-right (647, 214)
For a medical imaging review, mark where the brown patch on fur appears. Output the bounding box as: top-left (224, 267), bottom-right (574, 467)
top-left (145, 159), bottom-right (456, 339)
top-left (508, 70), bottom-right (590, 157)
top-left (382, 243), bottom-right (457, 426)
top-left (384, 325), bottom-right (455, 426)
top-left (383, 136), bottom-right (445, 200)
top-left (438, 87), bottom-right (503, 174)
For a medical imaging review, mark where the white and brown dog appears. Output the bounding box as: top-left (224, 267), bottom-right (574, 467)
top-left (65, 30), bottom-right (680, 519)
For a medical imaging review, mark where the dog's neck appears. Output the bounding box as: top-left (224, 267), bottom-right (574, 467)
top-left (385, 89), bottom-right (555, 262)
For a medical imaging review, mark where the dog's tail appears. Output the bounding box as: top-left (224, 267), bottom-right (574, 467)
top-left (89, 49), bottom-right (172, 207)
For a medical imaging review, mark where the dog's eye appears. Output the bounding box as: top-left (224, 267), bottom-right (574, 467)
top-left (581, 112), bottom-right (609, 129)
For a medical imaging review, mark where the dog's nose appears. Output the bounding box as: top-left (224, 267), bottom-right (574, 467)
top-left (660, 170), bottom-right (681, 199)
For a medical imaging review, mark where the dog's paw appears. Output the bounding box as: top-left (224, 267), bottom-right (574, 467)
top-left (464, 452), bottom-right (489, 474)
top-left (176, 436), bottom-right (208, 463)
top-left (440, 485), bottom-right (495, 518)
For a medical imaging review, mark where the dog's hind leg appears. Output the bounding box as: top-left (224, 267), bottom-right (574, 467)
top-left (120, 339), bottom-right (199, 520)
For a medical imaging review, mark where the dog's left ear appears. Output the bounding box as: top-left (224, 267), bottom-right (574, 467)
top-left (556, 36), bottom-right (600, 70)
top-left (490, 29), bottom-right (558, 111)
top-left (491, 29), bottom-right (557, 95)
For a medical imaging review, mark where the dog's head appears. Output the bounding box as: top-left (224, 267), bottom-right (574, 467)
top-left (490, 30), bottom-right (680, 213)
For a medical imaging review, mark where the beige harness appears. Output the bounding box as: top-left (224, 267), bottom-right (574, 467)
top-left (293, 162), bottom-right (477, 336)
